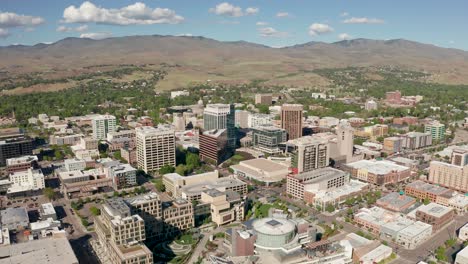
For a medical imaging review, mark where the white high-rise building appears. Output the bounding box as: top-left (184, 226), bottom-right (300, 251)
top-left (136, 126), bottom-right (175, 173)
top-left (92, 114), bottom-right (117, 140)
top-left (336, 121), bottom-right (354, 162)
top-left (248, 113), bottom-right (274, 128)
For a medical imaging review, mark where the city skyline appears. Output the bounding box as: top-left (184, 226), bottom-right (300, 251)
top-left (0, 0), bottom-right (467, 50)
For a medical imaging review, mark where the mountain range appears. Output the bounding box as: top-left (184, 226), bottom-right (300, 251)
top-left (1, 35), bottom-right (468, 87)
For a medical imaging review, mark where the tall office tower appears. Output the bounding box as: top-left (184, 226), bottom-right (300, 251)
top-left (235, 110), bottom-right (249, 128)
top-left (281, 104), bottom-right (303, 140)
top-left (136, 126), bottom-right (175, 173)
top-left (0, 128), bottom-right (33, 167)
top-left (336, 121), bottom-right (354, 162)
top-left (289, 136), bottom-right (329, 174)
top-left (203, 104), bottom-right (236, 149)
top-left (91, 114), bottom-right (117, 140)
top-left (95, 198), bottom-right (153, 264)
top-left (424, 121), bottom-right (446, 141)
top-left (199, 129), bottom-right (229, 165)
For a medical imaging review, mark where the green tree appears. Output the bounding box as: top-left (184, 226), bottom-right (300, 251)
top-left (54, 150), bottom-right (63, 160)
top-left (154, 179), bottom-right (166, 192)
top-left (175, 164), bottom-right (188, 176)
top-left (325, 204), bottom-right (335, 213)
top-left (256, 104), bottom-right (270, 114)
top-left (81, 218), bottom-right (89, 227)
top-left (159, 164), bottom-right (175, 175)
top-left (186, 153), bottom-right (200, 168)
top-left (423, 197), bottom-right (430, 205)
top-left (43, 187), bottom-right (56, 201)
top-left (90, 206), bottom-right (101, 216)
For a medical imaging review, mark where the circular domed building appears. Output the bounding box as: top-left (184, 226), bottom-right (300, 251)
top-left (252, 217), bottom-right (297, 250)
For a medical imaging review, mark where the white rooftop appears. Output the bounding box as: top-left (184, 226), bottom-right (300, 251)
top-left (0, 233), bottom-right (78, 264)
top-left (346, 160), bottom-right (409, 175)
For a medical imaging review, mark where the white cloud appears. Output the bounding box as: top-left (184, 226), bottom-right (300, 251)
top-left (209, 2), bottom-right (243, 17)
top-left (276, 12), bottom-right (289, 18)
top-left (340, 12), bottom-right (349, 17)
top-left (258, 27), bottom-right (288, 38)
top-left (80, 32), bottom-right (112, 40)
top-left (0, 28), bottom-right (10, 38)
top-left (256, 21), bottom-right (268, 26)
top-left (57, 24), bottom-right (89, 33)
top-left (209, 2), bottom-right (257, 17)
top-left (0, 12), bottom-right (45, 28)
top-left (177, 33), bottom-right (193, 37)
top-left (338, 33), bottom-right (352, 40)
top-left (309, 23), bottom-right (333, 36)
top-left (62, 1), bottom-right (184, 25)
top-left (245, 7), bottom-right (259, 15)
top-left (449, 40), bottom-right (455, 44)
top-left (343, 17), bottom-right (384, 24)
top-left (24, 27), bottom-right (35, 32)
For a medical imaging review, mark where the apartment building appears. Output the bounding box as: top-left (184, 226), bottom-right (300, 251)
top-left (383, 137), bottom-right (403, 154)
top-left (425, 121), bottom-right (446, 141)
top-left (354, 124), bottom-right (389, 140)
top-left (95, 198), bottom-right (153, 264)
top-left (136, 126), bottom-right (175, 173)
top-left (91, 114), bottom-right (117, 140)
top-left (287, 136), bottom-right (329, 174)
top-left (7, 168), bottom-right (45, 197)
top-left (125, 192), bottom-right (194, 240)
top-left (401, 132), bottom-right (432, 150)
top-left (428, 161), bottom-right (468, 192)
top-left (281, 104), bottom-right (303, 140)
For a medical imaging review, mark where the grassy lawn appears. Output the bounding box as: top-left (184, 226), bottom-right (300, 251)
top-left (175, 234), bottom-right (194, 245)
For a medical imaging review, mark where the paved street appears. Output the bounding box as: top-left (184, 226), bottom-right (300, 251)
top-left (187, 226), bottom-right (225, 264)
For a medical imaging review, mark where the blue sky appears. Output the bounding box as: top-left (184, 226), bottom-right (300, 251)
top-left (0, 0), bottom-right (467, 50)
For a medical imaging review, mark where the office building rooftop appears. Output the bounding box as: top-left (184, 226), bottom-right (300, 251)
top-left (346, 160), bottom-right (409, 175)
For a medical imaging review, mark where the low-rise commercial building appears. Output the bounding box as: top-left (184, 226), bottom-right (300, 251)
top-left (455, 245), bottom-right (468, 264)
top-left (407, 203), bottom-right (454, 232)
top-left (458, 223), bottom-right (468, 241)
top-left (7, 168), bottom-right (45, 197)
top-left (231, 158), bottom-right (289, 185)
top-left (6, 155), bottom-right (38, 173)
top-left (287, 167), bottom-right (348, 200)
top-left (354, 206), bottom-right (432, 249)
top-left (0, 232), bottom-right (78, 264)
top-left (107, 163), bottom-right (137, 190)
top-left (0, 207), bottom-right (29, 231)
top-left (376, 192), bottom-right (416, 212)
top-left (180, 177), bottom-right (247, 202)
top-left (200, 189), bottom-right (245, 226)
top-left (343, 160), bottom-right (411, 185)
top-left (40, 203), bottom-right (57, 220)
top-left (309, 180), bottom-right (368, 210)
top-left (163, 170), bottom-right (219, 198)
